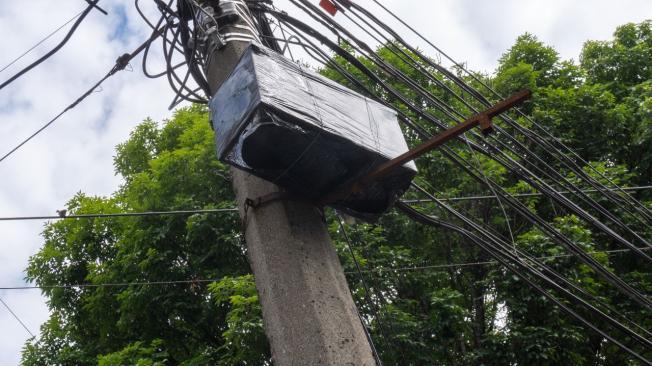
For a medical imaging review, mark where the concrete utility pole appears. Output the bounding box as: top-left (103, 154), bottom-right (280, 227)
top-left (200, 1), bottom-right (376, 365)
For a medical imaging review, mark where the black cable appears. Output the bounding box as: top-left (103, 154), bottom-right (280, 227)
top-left (337, 216), bottom-right (386, 366)
top-left (259, 7), bottom-right (652, 307)
top-left (270, 7), bottom-right (652, 346)
top-left (0, 28), bottom-right (164, 164)
top-left (345, 247), bottom-right (652, 273)
top-left (397, 202), bottom-right (652, 365)
top-left (0, 9), bottom-right (85, 74)
top-left (0, 0), bottom-right (102, 90)
top-left (402, 186), bottom-right (652, 203)
top-left (336, 1), bottom-right (652, 231)
top-left (152, 2), bottom-right (652, 359)
top-left (404, 185), bottom-right (652, 346)
top-left (275, 20), bottom-right (652, 352)
top-left (136, 0), bottom-right (190, 79)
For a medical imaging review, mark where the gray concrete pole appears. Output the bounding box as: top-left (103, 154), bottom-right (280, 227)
top-left (200, 2), bottom-right (376, 365)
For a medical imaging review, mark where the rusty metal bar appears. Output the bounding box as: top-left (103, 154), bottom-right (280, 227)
top-left (362, 89), bottom-right (531, 185)
top-left (320, 89), bottom-right (532, 204)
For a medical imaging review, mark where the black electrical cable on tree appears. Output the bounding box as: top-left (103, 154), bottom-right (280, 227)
top-left (401, 185), bottom-right (652, 350)
top-left (0, 0), bottom-right (105, 90)
top-left (396, 202), bottom-right (652, 365)
top-left (337, 216), bottom-right (387, 366)
top-left (363, 0), bottom-right (652, 223)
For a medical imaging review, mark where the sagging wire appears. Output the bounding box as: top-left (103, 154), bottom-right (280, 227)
top-left (399, 187), bottom-right (652, 343)
top-left (255, 3), bottom-right (652, 303)
top-left (334, 3), bottom-right (651, 240)
top-left (136, 0), bottom-right (212, 107)
top-left (0, 9), bottom-right (85, 75)
top-left (328, 0), bottom-right (652, 237)
top-left (258, 2), bottom-right (652, 257)
top-left (337, 214), bottom-right (386, 366)
top-left (0, 0), bottom-right (106, 90)
top-left (260, 5), bottom-right (649, 286)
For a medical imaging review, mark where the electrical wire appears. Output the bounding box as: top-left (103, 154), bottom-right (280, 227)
top-left (0, 296), bottom-right (34, 338)
top-left (0, 28), bottom-right (164, 164)
top-left (256, 5), bottom-right (652, 350)
top-left (258, 17), bottom-right (652, 334)
top-left (0, 279), bottom-right (220, 291)
top-left (135, 1), bottom-right (652, 360)
top-left (257, 2), bottom-right (652, 283)
top-left (402, 185), bottom-right (652, 203)
top-left (292, 0), bottom-right (652, 256)
top-left (0, 0), bottom-right (103, 90)
top-left (258, 4), bottom-right (652, 267)
top-left (337, 215), bottom-right (386, 366)
top-left (336, 1), bottom-right (652, 232)
top-left (346, 247), bottom-right (652, 274)
top-left (6, 248), bottom-right (648, 288)
top-left (397, 202), bottom-right (652, 364)
top-left (0, 208), bottom-right (238, 222)
top-left (0, 9), bottom-right (85, 75)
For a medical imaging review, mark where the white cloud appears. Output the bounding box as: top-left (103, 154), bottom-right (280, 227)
top-left (0, 0), bottom-right (650, 364)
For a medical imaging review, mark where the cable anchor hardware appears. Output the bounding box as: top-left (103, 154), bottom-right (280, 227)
top-left (245, 191), bottom-right (293, 210)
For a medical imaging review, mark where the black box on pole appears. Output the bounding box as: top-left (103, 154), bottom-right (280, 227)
top-left (209, 45), bottom-right (416, 219)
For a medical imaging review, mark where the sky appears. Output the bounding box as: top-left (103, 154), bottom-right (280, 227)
top-left (0, 0), bottom-right (650, 364)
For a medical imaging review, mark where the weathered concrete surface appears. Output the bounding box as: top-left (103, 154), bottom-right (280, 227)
top-left (232, 170), bottom-right (375, 365)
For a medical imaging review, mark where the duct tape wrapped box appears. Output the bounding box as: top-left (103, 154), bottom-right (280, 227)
top-left (209, 45), bottom-right (416, 219)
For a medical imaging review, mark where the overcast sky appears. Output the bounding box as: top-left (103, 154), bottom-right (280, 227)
top-left (0, 1), bottom-right (650, 364)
